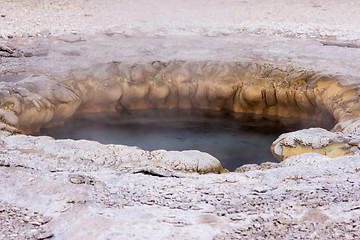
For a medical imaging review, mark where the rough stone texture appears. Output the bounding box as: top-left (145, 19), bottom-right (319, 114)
top-left (1, 134), bottom-right (222, 174)
top-left (0, 201), bottom-right (53, 240)
top-left (271, 128), bottom-right (360, 161)
top-left (1, 138), bottom-right (360, 239)
top-left (1, 0), bottom-right (360, 239)
top-left (334, 118), bottom-right (360, 135)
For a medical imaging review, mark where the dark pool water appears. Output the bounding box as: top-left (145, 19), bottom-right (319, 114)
top-left (35, 109), bottom-right (335, 171)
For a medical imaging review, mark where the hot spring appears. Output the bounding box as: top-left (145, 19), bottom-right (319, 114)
top-left (1, 61), bottom-right (357, 173)
top-left (33, 109), bottom-right (334, 171)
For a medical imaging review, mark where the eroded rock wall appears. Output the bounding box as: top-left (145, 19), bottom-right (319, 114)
top-left (69, 61), bottom-right (330, 120)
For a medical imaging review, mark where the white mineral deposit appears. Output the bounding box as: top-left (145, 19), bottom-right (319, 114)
top-left (1, 0), bottom-right (360, 239)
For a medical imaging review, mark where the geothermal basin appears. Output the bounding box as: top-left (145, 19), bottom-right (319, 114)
top-left (1, 60), bottom-right (358, 173)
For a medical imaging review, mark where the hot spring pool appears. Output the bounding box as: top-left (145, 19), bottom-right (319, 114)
top-left (34, 109), bottom-right (334, 171)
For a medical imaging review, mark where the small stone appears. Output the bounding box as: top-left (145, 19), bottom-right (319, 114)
top-left (0, 44), bottom-right (14, 54)
top-left (30, 221), bottom-right (42, 226)
top-left (37, 228), bottom-right (54, 240)
top-left (227, 208), bottom-right (236, 214)
top-left (301, 209), bottom-right (331, 222)
top-left (69, 176), bottom-right (84, 184)
top-left (38, 216), bottom-right (52, 224)
top-left (206, 31), bottom-right (218, 37)
top-left (13, 87), bottom-right (31, 97)
top-left (216, 193), bottom-right (225, 200)
top-left (0, 51), bottom-right (10, 57)
top-left (58, 33), bottom-right (83, 43)
top-left (30, 229), bottom-right (39, 233)
top-left (37, 30), bottom-right (51, 37)
top-left (220, 29), bottom-right (231, 35)
top-left (109, 188), bottom-right (118, 194)
top-left (278, 217), bottom-right (292, 225)
top-left (230, 214), bottom-right (244, 221)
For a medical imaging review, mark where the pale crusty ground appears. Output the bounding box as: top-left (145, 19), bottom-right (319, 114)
top-left (1, 133), bottom-right (360, 240)
top-left (1, 0), bottom-right (360, 40)
top-left (1, 1), bottom-right (360, 240)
